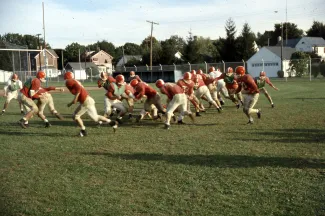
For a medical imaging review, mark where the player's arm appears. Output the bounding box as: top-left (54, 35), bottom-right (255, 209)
top-left (67, 84), bottom-right (80, 107)
top-left (29, 79), bottom-right (41, 97)
top-left (265, 77), bottom-right (279, 90)
top-left (135, 86), bottom-right (145, 100)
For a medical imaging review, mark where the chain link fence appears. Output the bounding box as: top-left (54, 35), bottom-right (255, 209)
top-left (1, 46), bottom-right (324, 84)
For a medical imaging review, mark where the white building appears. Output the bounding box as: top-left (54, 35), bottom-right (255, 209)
top-left (277, 37), bottom-right (325, 58)
top-left (247, 46), bottom-right (296, 78)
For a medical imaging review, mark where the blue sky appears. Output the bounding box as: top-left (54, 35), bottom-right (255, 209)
top-left (0, 0), bottom-right (324, 49)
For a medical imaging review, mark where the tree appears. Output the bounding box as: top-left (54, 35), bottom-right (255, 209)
top-left (306, 21), bottom-right (325, 40)
top-left (183, 31), bottom-right (200, 63)
top-left (1, 33), bottom-right (50, 49)
top-left (195, 36), bottom-right (217, 63)
top-left (236, 23), bottom-right (257, 61)
top-left (64, 42), bottom-right (85, 62)
top-left (220, 18), bottom-right (237, 61)
top-left (289, 51), bottom-right (309, 77)
top-left (270, 23), bottom-right (304, 46)
top-left (256, 31), bottom-right (273, 47)
top-left (140, 36), bottom-right (162, 65)
top-left (123, 43), bottom-right (143, 55)
top-left (320, 61), bottom-right (325, 77)
top-left (160, 35), bottom-right (186, 64)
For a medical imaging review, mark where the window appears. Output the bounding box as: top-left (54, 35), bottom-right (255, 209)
top-left (315, 47), bottom-right (318, 53)
top-left (93, 58), bottom-right (98, 61)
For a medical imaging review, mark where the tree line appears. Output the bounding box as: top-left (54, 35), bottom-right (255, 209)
top-left (1, 19), bottom-right (325, 71)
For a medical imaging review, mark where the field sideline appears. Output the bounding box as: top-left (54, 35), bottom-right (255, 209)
top-left (0, 78), bottom-right (324, 216)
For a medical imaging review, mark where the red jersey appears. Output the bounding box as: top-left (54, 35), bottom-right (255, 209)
top-left (176, 79), bottom-right (195, 96)
top-left (65, 79), bottom-right (89, 103)
top-left (237, 74), bottom-right (259, 94)
top-left (192, 74), bottom-right (205, 88)
top-left (32, 86), bottom-right (56, 99)
top-left (20, 77), bottom-right (41, 98)
top-left (160, 83), bottom-right (184, 100)
top-left (134, 82), bottom-right (157, 99)
top-left (201, 74), bottom-right (215, 86)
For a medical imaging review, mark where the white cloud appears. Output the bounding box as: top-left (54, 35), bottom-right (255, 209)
top-left (0, 0), bottom-right (324, 48)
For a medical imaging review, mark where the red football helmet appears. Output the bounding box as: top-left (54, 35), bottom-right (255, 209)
top-left (130, 71), bottom-right (135, 76)
top-left (197, 69), bottom-right (203, 75)
top-left (11, 74), bottom-right (18, 80)
top-left (209, 66), bottom-right (215, 73)
top-left (190, 70), bottom-right (196, 75)
top-left (64, 72), bottom-right (74, 80)
top-left (130, 79), bottom-right (139, 87)
top-left (155, 79), bottom-right (165, 88)
top-left (235, 66), bottom-right (245, 76)
top-left (183, 72), bottom-right (192, 80)
top-left (116, 74), bottom-right (125, 85)
top-left (36, 70), bottom-right (46, 79)
top-left (260, 71), bottom-right (266, 77)
top-left (227, 67), bottom-right (234, 73)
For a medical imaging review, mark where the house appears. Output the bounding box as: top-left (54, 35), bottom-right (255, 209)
top-left (65, 62), bottom-right (98, 80)
top-left (82, 50), bottom-right (113, 74)
top-left (277, 37), bottom-right (325, 58)
top-left (116, 55), bottom-right (142, 67)
top-left (247, 46), bottom-right (296, 77)
top-left (33, 49), bottom-right (60, 77)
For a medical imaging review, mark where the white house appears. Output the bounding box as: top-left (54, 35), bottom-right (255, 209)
top-left (295, 37), bottom-right (325, 58)
top-left (65, 62), bottom-right (98, 80)
top-left (116, 55), bottom-right (142, 67)
top-left (277, 37), bottom-right (325, 58)
top-left (247, 46), bottom-right (296, 78)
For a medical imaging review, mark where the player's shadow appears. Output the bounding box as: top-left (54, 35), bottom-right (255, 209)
top-left (238, 128), bottom-right (325, 144)
top-left (82, 152), bottom-right (325, 169)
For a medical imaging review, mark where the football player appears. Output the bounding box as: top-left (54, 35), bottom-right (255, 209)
top-left (1, 73), bottom-right (24, 115)
top-left (156, 79), bottom-right (194, 129)
top-left (64, 72), bottom-right (118, 136)
top-left (255, 71), bottom-right (279, 108)
top-left (17, 71), bottom-right (49, 128)
top-left (235, 66), bottom-right (261, 124)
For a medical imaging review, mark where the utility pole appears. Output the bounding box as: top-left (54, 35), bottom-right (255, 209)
top-left (281, 22), bottom-right (284, 72)
top-left (122, 46), bottom-right (125, 66)
top-left (146, 20), bottom-right (159, 82)
top-left (36, 33), bottom-right (42, 69)
top-left (286, 0), bottom-right (288, 46)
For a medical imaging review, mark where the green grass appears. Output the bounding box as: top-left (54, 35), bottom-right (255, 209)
top-left (0, 79), bottom-right (325, 216)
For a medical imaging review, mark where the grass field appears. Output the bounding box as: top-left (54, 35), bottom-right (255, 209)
top-left (0, 79), bottom-right (325, 216)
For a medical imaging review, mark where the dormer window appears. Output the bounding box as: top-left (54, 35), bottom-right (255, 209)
top-left (302, 42), bottom-right (305, 44)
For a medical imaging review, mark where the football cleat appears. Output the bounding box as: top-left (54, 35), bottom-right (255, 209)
top-left (196, 112), bottom-right (201, 117)
top-left (20, 110), bottom-right (24, 114)
top-left (220, 100), bottom-right (225, 106)
top-left (247, 120), bottom-right (253, 124)
top-left (116, 118), bottom-right (123, 124)
top-left (177, 120), bottom-right (185, 124)
top-left (1, 110), bottom-right (5, 115)
top-left (135, 115), bottom-right (141, 123)
top-left (257, 109), bottom-right (261, 119)
top-left (128, 113), bottom-right (133, 119)
top-left (236, 104), bottom-right (240, 109)
top-left (18, 119), bottom-right (27, 129)
top-left (271, 104), bottom-right (275, 108)
top-left (79, 129), bottom-right (87, 137)
top-left (164, 123), bottom-right (170, 130)
top-left (45, 122), bottom-right (51, 128)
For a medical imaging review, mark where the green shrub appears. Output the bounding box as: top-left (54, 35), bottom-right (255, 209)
top-left (277, 70), bottom-right (284, 78)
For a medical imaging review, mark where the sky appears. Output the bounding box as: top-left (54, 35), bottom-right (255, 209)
top-left (0, 0), bottom-right (324, 49)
